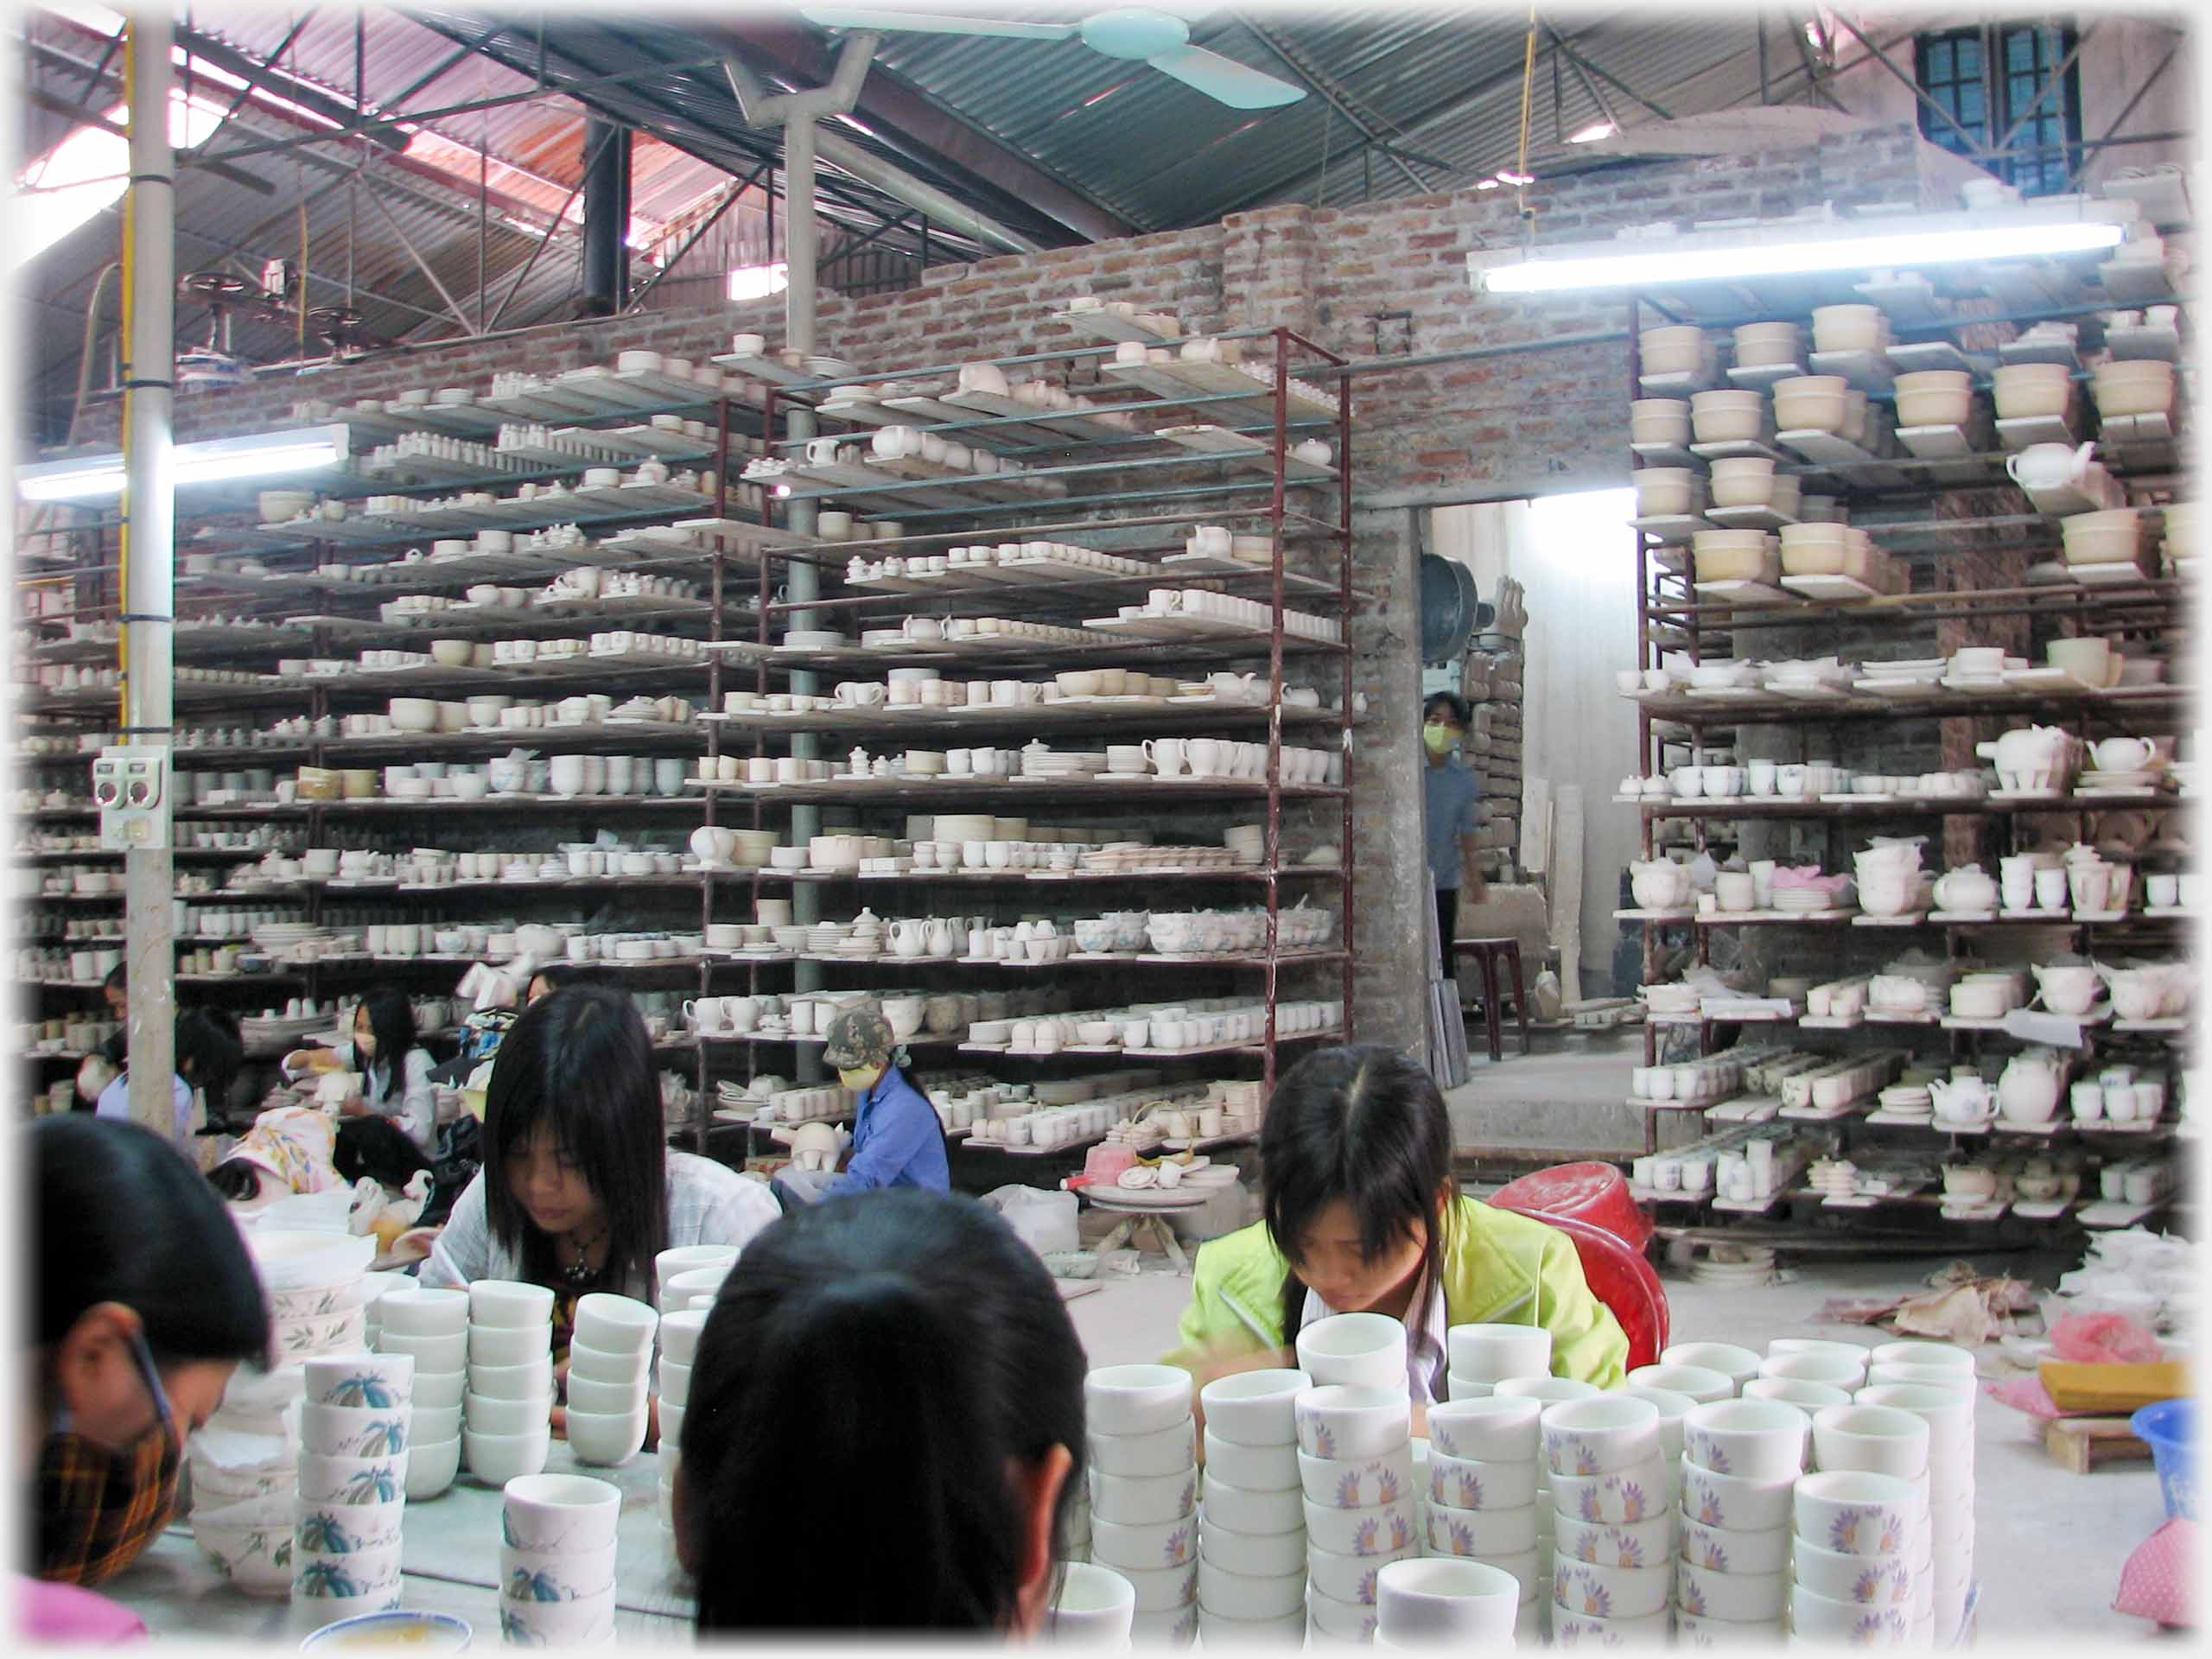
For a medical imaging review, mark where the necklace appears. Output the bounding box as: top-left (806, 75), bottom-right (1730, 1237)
top-left (556, 1220), bottom-right (610, 1289)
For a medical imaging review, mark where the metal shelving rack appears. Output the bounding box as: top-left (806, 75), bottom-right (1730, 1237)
top-left (14, 323), bottom-right (1358, 1173)
top-left (1620, 251), bottom-right (2194, 1238)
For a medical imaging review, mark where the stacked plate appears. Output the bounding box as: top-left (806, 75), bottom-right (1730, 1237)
top-left (1023, 749), bottom-right (1110, 778)
top-left (2080, 768), bottom-right (2162, 789)
top-left (1856, 658), bottom-right (1945, 690)
top-left (1876, 1084), bottom-right (1933, 1123)
top-left (1807, 1159), bottom-right (1861, 1200)
top-left (1772, 886), bottom-right (1844, 914)
top-left (1686, 1248), bottom-right (1779, 1290)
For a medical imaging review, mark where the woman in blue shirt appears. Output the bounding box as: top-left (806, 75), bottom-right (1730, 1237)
top-left (774, 998), bottom-right (950, 1206)
top-left (95, 1009), bottom-right (241, 1146)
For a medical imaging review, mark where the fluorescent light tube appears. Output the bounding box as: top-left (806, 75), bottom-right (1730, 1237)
top-left (1476, 219), bottom-right (2126, 295)
top-left (1567, 122), bottom-right (1617, 144)
top-left (17, 423), bottom-right (349, 501)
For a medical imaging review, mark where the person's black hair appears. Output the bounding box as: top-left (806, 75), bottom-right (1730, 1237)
top-left (176, 1008), bottom-right (245, 1104)
top-left (334, 1115), bottom-right (435, 1190)
top-left (353, 987), bottom-right (418, 1085)
top-left (102, 963), bottom-right (126, 995)
top-left (35, 1115), bottom-right (270, 1371)
top-left (525, 963), bottom-right (608, 1001)
top-left (1423, 690), bottom-right (1472, 729)
top-left (682, 1189), bottom-right (1085, 1631)
top-left (1260, 1044), bottom-right (1459, 1347)
top-left (483, 985), bottom-right (668, 1292)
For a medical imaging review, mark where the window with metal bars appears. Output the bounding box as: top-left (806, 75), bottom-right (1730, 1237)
top-left (1913, 23), bottom-right (2083, 196)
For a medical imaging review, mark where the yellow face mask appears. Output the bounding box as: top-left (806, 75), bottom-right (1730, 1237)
top-left (837, 1065), bottom-right (883, 1094)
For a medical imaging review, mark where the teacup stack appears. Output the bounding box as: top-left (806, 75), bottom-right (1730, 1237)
top-left (1445, 1323), bottom-right (1553, 1402)
top-left (1789, 1471), bottom-right (1923, 1645)
top-left (372, 1288), bottom-right (468, 1499)
top-left (1855, 1382), bottom-right (1974, 1639)
top-left (463, 1281), bottom-right (553, 1486)
top-left (1085, 1365), bottom-right (1199, 1644)
top-left (1424, 1396), bottom-right (1545, 1641)
top-left (1675, 1399), bottom-right (1808, 1643)
top-left (1543, 1395), bottom-right (1673, 1645)
top-left (292, 1353), bottom-right (414, 1631)
top-left (655, 1307), bottom-right (705, 1541)
top-left (1492, 1373), bottom-right (1602, 1579)
top-left (654, 1245), bottom-right (739, 1315)
top-left (565, 1293), bottom-right (658, 1467)
top-left (1196, 1369), bottom-right (1310, 1645)
top-left (1807, 1405), bottom-right (1934, 1638)
top-left (1374, 1558), bottom-right (1523, 1648)
top-left (499, 1473), bottom-right (621, 1647)
top-left (1660, 1342), bottom-right (1762, 1396)
top-left (1296, 1385), bottom-right (1417, 1644)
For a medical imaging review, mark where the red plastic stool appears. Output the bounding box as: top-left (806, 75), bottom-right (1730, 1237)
top-left (1491, 1161), bottom-right (1655, 1254)
top-left (1493, 1208), bottom-right (1671, 1370)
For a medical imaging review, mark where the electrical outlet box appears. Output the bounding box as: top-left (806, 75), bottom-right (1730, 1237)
top-left (93, 747), bottom-right (170, 850)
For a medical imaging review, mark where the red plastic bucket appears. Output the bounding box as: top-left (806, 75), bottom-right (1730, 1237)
top-left (1488, 1162), bottom-right (1654, 1253)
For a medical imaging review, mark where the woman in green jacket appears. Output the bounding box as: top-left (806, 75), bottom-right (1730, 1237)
top-left (1165, 1046), bottom-right (1627, 1422)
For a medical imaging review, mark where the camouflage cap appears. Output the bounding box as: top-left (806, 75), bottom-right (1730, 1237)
top-left (821, 999), bottom-right (894, 1071)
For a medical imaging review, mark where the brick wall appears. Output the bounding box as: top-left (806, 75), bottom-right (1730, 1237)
top-left (127, 121), bottom-right (1938, 1058)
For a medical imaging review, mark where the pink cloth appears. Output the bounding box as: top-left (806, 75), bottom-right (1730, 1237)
top-left (2115, 1517), bottom-right (2197, 1627)
top-left (16, 1578), bottom-right (149, 1643)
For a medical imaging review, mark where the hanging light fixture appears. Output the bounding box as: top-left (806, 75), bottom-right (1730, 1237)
top-left (17, 423), bottom-right (349, 501)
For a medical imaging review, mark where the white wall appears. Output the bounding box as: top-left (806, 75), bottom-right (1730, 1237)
top-left (1430, 493), bottom-right (1642, 988)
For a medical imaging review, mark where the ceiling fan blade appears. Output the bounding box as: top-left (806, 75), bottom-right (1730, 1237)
top-left (801, 7), bottom-right (1078, 39)
top-left (1145, 44), bottom-right (1306, 109)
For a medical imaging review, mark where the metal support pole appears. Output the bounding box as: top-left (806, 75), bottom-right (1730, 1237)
top-left (581, 116), bottom-right (632, 315)
top-left (122, 8), bottom-right (176, 1138)
top-left (784, 111), bottom-right (823, 973)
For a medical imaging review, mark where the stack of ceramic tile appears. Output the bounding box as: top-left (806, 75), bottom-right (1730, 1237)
top-left (1543, 1395), bottom-right (1675, 1644)
top-left (1675, 1398), bottom-right (1809, 1643)
top-left (1086, 1365), bottom-right (1199, 1645)
top-left (1196, 1369), bottom-right (1310, 1645)
top-left (1422, 1395), bottom-right (1545, 1641)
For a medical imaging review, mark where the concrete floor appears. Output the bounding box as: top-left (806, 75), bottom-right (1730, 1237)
top-left (1064, 1249), bottom-right (2170, 1645)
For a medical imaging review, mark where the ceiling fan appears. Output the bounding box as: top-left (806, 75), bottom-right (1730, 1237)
top-left (799, 5), bottom-right (1308, 109)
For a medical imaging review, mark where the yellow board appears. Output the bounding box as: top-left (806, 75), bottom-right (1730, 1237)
top-left (2037, 1359), bottom-right (2192, 1414)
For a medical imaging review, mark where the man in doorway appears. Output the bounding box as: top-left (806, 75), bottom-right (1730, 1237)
top-left (1422, 690), bottom-right (1485, 956)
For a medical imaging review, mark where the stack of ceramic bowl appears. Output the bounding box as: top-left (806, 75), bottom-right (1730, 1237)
top-left (564, 1293), bottom-right (658, 1467)
top-left (463, 1281), bottom-right (553, 1486)
top-left (291, 1354), bottom-right (414, 1632)
top-left (1296, 1384), bottom-right (1416, 1645)
top-left (1445, 1323), bottom-right (1552, 1401)
top-left (1543, 1395), bottom-right (1674, 1644)
top-left (1789, 1471), bottom-right (1922, 1645)
top-left (358, 1273), bottom-right (415, 1348)
top-left (1674, 1399), bottom-right (1808, 1643)
top-left (1085, 1365), bottom-right (1199, 1644)
top-left (1626, 1363), bottom-right (1733, 1407)
top-left (1660, 1343), bottom-right (1762, 1395)
top-left (661, 1264), bottom-right (734, 1315)
top-left (1196, 1369), bottom-right (1311, 1645)
top-left (498, 1474), bottom-right (621, 1646)
top-left (1807, 1405), bottom-right (1933, 1638)
top-left (371, 1289), bottom-right (467, 1499)
top-left (1374, 1558), bottom-right (1524, 1647)
top-left (1855, 1381), bottom-right (1974, 1639)
top-left (1423, 1396), bottom-right (1544, 1640)
top-left (655, 1308), bottom-right (705, 1542)
top-left (1754, 1344), bottom-right (1869, 1403)
top-left (1617, 1384), bottom-right (1699, 1476)
top-left (1492, 1373), bottom-right (1601, 1582)
top-left (654, 1245), bottom-right (740, 1315)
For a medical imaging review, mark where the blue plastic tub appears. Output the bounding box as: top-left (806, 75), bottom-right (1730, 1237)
top-left (2131, 1398), bottom-right (2197, 1522)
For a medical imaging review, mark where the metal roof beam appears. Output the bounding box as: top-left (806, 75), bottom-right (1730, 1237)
top-left (1236, 14), bottom-right (1444, 194)
top-left (709, 21), bottom-right (1133, 244)
top-left (168, 18), bottom-right (409, 151)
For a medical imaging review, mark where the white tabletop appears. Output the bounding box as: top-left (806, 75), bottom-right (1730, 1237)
top-left (104, 1442), bottom-right (695, 1645)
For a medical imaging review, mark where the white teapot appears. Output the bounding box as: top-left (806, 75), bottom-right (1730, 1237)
top-left (1931, 866), bottom-right (1998, 913)
top-left (1999, 1049), bottom-right (2067, 1125)
top-left (2004, 441), bottom-right (2096, 492)
top-left (1630, 859), bottom-right (1693, 909)
top-left (1928, 1075), bottom-right (1995, 1127)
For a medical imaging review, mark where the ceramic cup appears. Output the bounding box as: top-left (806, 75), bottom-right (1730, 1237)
top-left (1295, 1313), bottom-right (1409, 1392)
top-left (1682, 1398), bottom-right (1810, 1481)
top-left (1198, 1369), bottom-right (1311, 1447)
top-left (1445, 1323), bottom-right (1553, 1385)
top-left (1294, 1385), bottom-right (1413, 1461)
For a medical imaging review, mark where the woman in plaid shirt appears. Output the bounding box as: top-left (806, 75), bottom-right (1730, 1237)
top-left (28, 1116), bottom-right (270, 1632)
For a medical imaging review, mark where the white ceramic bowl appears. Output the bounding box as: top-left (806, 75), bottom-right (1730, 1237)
top-left (1625, 1363), bottom-right (1733, 1405)
top-left (297, 1450), bottom-right (409, 1505)
top-left (1548, 1458), bottom-right (1670, 1527)
top-left (657, 1357), bottom-right (691, 1407)
top-left (1198, 1522), bottom-right (1305, 1578)
top-left (374, 1287), bottom-right (470, 1338)
top-left (1294, 1384), bottom-right (1411, 1460)
top-left (1691, 391), bottom-right (1764, 443)
top-left (1444, 1323), bottom-right (1553, 1384)
top-left (1790, 1583), bottom-right (1911, 1642)
top-left (1084, 1363), bottom-right (1192, 1436)
top-left (462, 1427), bottom-right (550, 1485)
top-left (411, 1370), bottom-right (466, 1411)
top-left (565, 1405), bottom-right (651, 1465)
top-left (1202, 1430), bottom-right (1299, 1491)
top-left (376, 1332), bottom-right (465, 1372)
top-left (1310, 1541), bottom-right (1417, 1605)
top-left (497, 1587), bottom-right (615, 1646)
top-left (1375, 1557), bottom-right (1523, 1643)
top-left (1868, 1341), bottom-right (1974, 1374)
top-left (193, 1521), bottom-right (296, 1595)
top-left (499, 1541), bottom-right (618, 1602)
top-left (1088, 1467), bottom-right (1198, 1526)
top-left (1089, 1513), bottom-right (1197, 1572)
top-left (1424, 1503), bottom-right (1540, 1559)
top-left (1491, 1375), bottom-right (1601, 1406)
top-left (1197, 1368), bottom-right (1309, 1446)
top-left (301, 1402), bottom-right (412, 1459)
top-left (1679, 1558), bottom-right (1789, 1621)
top-left (1551, 1555), bottom-right (1672, 1618)
top-left (303, 1353), bottom-right (416, 1408)
top-left (1554, 1513), bottom-right (1677, 1573)
top-left (468, 1357), bottom-right (554, 1402)
top-left (565, 1374), bottom-right (646, 1415)
top-left (1296, 1446), bottom-right (1414, 1510)
top-left (572, 1292), bottom-right (658, 1355)
top-left (409, 1404), bottom-right (461, 1445)
top-left (1680, 1513), bottom-right (1789, 1575)
top-left (1794, 1535), bottom-right (1916, 1606)
top-left (566, 1339), bottom-right (646, 1386)
top-left (1047, 1560), bottom-right (1136, 1643)
top-left (1427, 1448), bottom-right (1539, 1511)
top-left (1301, 1498), bottom-right (1418, 1557)
top-left (1810, 1403), bottom-right (1930, 1481)
top-left (461, 1395), bottom-right (550, 1442)
top-left (467, 1281), bottom-right (554, 1329)
top-left (467, 1324), bottom-right (548, 1367)
top-left (1090, 1420), bottom-right (1197, 1478)
top-left (1681, 1455), bottom-right (1796, 1533)
top-left (1426, 1395), bottom-right (1542, 1463)
top-left (656, 1307), bottom-right (708, 1365)
top-left (1200, 1473), bottom-right (1303, 1534)
top-left (1116, 1560), bottom-right (1197, 1614)
top-left (403, 1436), bottom-right (461, 1499)
top-left (1541, 1395), bottom-right (1663, 1477)
top-left (501, 1472), bottom-right (622, 1551)
top-left (1793, 1470), bottom-right (1922, 1556)
top-left (1743, 1376), bottom-right (1853, 1413)
top-left (1295, 1314), bottom-right (1409, 1392)
top-left (1199, 1559), bottom-right (1303, 1621)
top-left (1662, 1343), bottom-right (1761, 1389)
